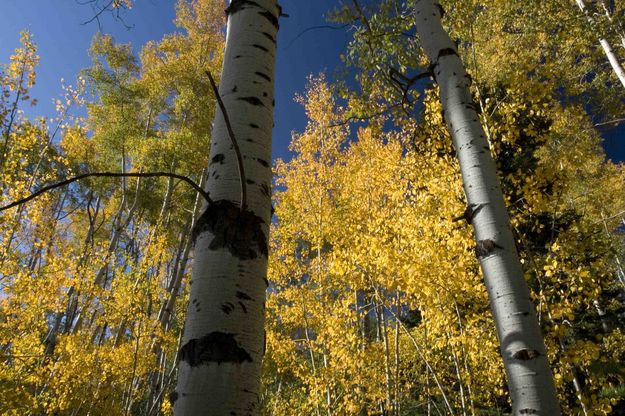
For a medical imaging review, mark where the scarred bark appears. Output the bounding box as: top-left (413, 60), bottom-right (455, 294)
top-left (173, 1), bottom-right (280, 414)
top-left (414, 1), bottom-right (560, 414)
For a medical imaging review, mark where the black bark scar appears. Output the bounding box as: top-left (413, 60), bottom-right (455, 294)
top-left (255, 71), bottom-right (271, 82)
top-left (258, 10), bottom-right (279, 29)
top-left (212, 153), bottom-right (225, 164)
top-left (192, 199), bottom-right (268, 260)
top-left (179, 332), bottom-right (252, 366)
top-left (453, 203), bottom-right (485, 224)
top-left (238, 96), bottom-right (265, 107)
top-left (236, 291), bottom-right (253, 300)
top-left (262, 32), bottom-right (276, 43)
top-left (475, 239), bottom-right (503, 258)
top-left (252, 44), bottom-right (269, 52)
top-left (512, 349), bottom-right (541, 360)
top-left (430, 47), bottom-right (459, 76)
top-left (437, 47), bottom-right (458, 60)
top-left (434, 3), bottom-right (445, 18)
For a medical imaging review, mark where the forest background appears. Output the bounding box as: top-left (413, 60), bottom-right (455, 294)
top-left (1, 0), bottom-right (625, 415)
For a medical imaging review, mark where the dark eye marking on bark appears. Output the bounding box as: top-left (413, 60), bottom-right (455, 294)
top-left (237, 96), bottom-right (265, 107)
top-left (258, 10), bottom-right (279, 29)
top-left (519, 408), bottom-right (539, 414)
top-left (256, 158), bottom-right (270, 168)
top-left (221, 302), bottom-right (235, 314)
top-left (249, 123), bottom-right (259, 129)
top-left (238, 301), bottom-right (247, 313)
top-left (246, 179), bottom-right (255, 185)
top-left (179, 332), bottom-right (252, 366)
top-left (211, 154), bottom-right (225, 164)
top-left (430, 47), bottom-right (459, 75)
top-left (262, 32), bottom-right (276, 43)
top-left (255, 71), bottom-right (271, 82)
top-left (260, 183), bottom-right (270, 197)
top-left (453, 203), bottom-right (485, 224)
top-left (434, 3), bottom-right (446, 18)
top-left (475, 239), bottom-right (503, 258)
top-left (252, 44), bottom-right (269, 52)
top-left (225, 0), bottom-right (266, 17)
top-left (465, 102), bottom-right (477, 111)
top-left (236, 291), bottom-right (253, 300)
top-left (192, 199), bottom-right (268, 260)
top-left (513, 349), bottom-right (541, 360)
top-left (437, 48), bottom-right (458, 59)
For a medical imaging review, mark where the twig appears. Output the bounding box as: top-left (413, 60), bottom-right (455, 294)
top-left (205, 70), bottom-right (247, 211)
top-left (327, 103), bottom-right (402, 128)
top-left (79, 0), bottom-right (133, 30)
top-left (0, 172), bottom-right (211, 213)
top-left (283, 24), bottom-right (351, 50)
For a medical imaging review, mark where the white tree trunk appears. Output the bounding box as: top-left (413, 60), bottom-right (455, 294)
top-left (173, 1), bottom-right (279, 414)
top-left (414, 1), bottom-right (560, 414)
top-left (575, 0), bottom-right (625, 89)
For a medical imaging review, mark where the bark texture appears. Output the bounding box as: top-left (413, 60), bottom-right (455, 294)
top-left (414, 1), bottom-right (561, 414)
top-left (173, 1), bottom-right (279, 414)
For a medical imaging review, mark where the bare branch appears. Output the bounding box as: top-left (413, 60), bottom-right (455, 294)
top-left (594, 117), bottom-right (625, 127)
top-left (78, 0), bottom-right (133, 30)
top-left (283, 24), bottom-right (351, 50)
top-left (205, 70), bottom-right (247, 210)
top-left (0, 172), bottom-right (211, 213)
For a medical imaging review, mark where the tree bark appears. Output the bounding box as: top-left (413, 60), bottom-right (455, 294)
top-left (414, 1), bottom-right (560, 414)
top-left (173, 1), bottom-right (280, 414)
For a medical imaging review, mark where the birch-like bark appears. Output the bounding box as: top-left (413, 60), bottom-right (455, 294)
top-left (173, 1), bottom-right (280, 414)
top-left (575, 0), bottom-right (625, 89)
top-left (414, 1), bottom-right (560, 414)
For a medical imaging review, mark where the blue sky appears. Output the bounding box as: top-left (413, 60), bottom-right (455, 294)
top-left (0, 1), bottom-right (623, 162)
top-left (0, 0), bottom-right (350, 163)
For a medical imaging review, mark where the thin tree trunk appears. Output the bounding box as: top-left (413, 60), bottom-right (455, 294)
top-left (378, 300), bottom-right (393, 415)
top-left (414, 1), bottom-right (560, 414)
top-left (393, 293), bottom-right (401, 416)
top-left (173, 1), bottom-right (280, 414)
top-left (598, 0), bottom-right (625, 50)
top-left (575, 0), bottom-right (625, 88)
top-left (452, 300), bottom-right (475, 416)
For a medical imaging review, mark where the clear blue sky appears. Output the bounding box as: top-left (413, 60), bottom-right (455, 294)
top-left (0, 1), bottom-right (623, 162)
top-left (0, 0), bottom-right (350, 163)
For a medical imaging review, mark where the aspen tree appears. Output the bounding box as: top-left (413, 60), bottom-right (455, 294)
top-left (173, 1), bottom-right (280, 414)
top-left (414, 1), bottom-right (560, 414)
top-left (575, 0), bottom-right (625, 89)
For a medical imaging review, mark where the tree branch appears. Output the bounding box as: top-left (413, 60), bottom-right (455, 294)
top-left (205, 70), bottom-right (247, 210)
top-left (594, 117), bottom-right (625, 127)
top-left (283, 24), bottom-right (351, 50)
top-left (0, 172), bottom-right (211, 213)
